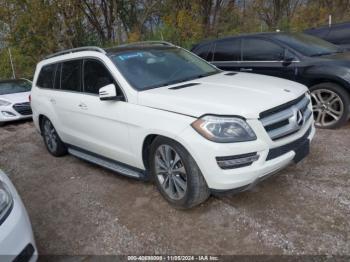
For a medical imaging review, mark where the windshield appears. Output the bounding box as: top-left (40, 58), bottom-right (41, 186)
top-left (0, 80), bottom-right (31, 95)
top-left (274, 33), bottom-right (342, 57)
top-left (110, 47), bottom-right (220, 90)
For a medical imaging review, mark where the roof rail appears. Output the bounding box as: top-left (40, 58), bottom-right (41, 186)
top-left (118, 41), bottom-right (175, 48)
top-left (45, 46), bottom-right (106, 59)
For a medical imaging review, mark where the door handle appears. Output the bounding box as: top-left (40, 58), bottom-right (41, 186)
top-left (50, 98), bottom-right (56, 104)
top-left (240, 68), bottom-right (253, 72)
top-left (78, 102), bottom-right (88, 110)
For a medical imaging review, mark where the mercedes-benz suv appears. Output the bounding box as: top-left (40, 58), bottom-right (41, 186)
top-left (31, 42), bottom-right (315, 208)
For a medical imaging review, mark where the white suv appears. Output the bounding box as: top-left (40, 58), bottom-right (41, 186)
top-left (31, 42), bottom-right (315, 208)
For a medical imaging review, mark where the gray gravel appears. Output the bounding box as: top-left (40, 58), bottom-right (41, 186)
top-left (0, 120), bottom-right (349, 255)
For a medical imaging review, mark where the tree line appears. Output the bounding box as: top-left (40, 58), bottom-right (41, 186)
top-left (1, 0), bottom-right (350, 79)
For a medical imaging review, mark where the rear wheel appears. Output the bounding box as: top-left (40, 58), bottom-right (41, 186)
top-left (41, 117), bottom-right (67, 156)
top-left (310, 83), bottom-right (350, 129)
top-left (149, 136), bottom-right (210, 209)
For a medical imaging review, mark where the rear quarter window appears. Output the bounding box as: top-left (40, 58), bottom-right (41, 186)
top-left (36, 64), bottom-right (57, 89)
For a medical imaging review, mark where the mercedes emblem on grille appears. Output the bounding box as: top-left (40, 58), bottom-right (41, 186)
top-left (296, 110), bottom-right (304, 126)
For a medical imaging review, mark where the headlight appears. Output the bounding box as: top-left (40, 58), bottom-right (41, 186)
top-left (0, 180), bottom-right (13, 222)
top-left (191, 115), bottom-right (257, 143)
top-left (0, 99), bottom-right (11, 106)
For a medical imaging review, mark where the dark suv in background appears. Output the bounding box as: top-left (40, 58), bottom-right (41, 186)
top-left (305, 22), bottom-right (350, 49)
top-left (192, 32), bottom-right (350, 129)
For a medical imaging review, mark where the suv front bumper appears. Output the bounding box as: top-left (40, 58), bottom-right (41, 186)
top-left (177, 118), bottom-right (315, 191)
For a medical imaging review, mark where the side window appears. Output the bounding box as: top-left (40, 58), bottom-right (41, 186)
top-left (36, 64), bottom-right (56, 89)
top-left (242, 38), bottom-right (285, 61)
top-left (193, 43), bottom-right (212, 60)
top-left (61, 60), bottom-right (82, 92)
top-left (83, 59), bottom-right (115, 95)
top-left (213, 39), bottom-right (241, 61)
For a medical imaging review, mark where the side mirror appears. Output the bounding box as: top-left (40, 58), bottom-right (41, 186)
top-left (99, 84), bottom-right (123, 101)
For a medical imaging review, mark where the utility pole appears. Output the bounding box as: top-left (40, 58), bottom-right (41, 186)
top-left (8, 48), bottom-right (16, 79)
top-left (329, 14), bottom-right (332, 27)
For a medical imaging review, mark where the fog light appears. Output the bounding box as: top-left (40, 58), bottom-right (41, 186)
top-left (216, 153), bottom-right (259, 169)
top-left (1, 111), bottom-right (16, 117)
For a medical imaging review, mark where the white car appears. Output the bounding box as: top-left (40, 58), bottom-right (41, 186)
top-left (31, 42), bottom-right (315, 208)
top-left (0, 170), bottom-right (37, 261)
top-left (0, 79), bottom-right (32, 126)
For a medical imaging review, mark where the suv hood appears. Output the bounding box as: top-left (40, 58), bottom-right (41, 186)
top-left (0, 91), bottom-right (30, 104)
top-left (138, 72), bottom-right (307, 119)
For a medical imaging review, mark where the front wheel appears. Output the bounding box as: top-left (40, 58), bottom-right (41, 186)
top-left (41, 117), bottom-right (67, 156)
top-left (310, 83), bottom-right (350, 129)
top-left (149, 137), bottom-right (210, 209)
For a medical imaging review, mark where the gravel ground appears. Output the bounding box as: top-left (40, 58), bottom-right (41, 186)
top-left (0, 120), bottom-right (349, 256)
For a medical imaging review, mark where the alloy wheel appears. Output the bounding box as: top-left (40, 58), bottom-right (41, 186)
top-left (311, 89), bottom-right (344, 127)
top-left (43, 120), bottom-right (58, 153)
top-left (154, 145), bottom-right (187, 200)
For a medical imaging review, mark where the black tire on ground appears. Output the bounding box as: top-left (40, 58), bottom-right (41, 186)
top-left (0, 122), bottom-right (5, 127)
top-left (309, 82), bottom-right (350, 129)
top-left (149, 136), bottom-right (210, 209)
top-left (40, 117), bottom-right (67, 157)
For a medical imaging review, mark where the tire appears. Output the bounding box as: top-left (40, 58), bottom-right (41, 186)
top-left (310, 82), bottom-right (350, 129)
top-left (0, 122), bottom-right (5, 127)
top-left (149, 136), bottom-right (210, 209)
top-left (40, 117), bottom-right (67, 157)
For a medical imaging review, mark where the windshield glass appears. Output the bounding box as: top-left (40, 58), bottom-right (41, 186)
top-left (274, 33), bottom-right (342, 57)
top-left (0, 80), bottom-right (31, 95)
top-left (110, 47), bottom-right (220, 90)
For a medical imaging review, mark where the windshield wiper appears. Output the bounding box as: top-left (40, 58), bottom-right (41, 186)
top-left (147, 72), bottom-right (220, 89)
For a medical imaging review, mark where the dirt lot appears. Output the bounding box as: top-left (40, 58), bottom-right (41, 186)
top-left (0, 121), bottom-right (349, 256)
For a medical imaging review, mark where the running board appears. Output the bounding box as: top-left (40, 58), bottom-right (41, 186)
top-left (68, 147), bottom-right (146, 180)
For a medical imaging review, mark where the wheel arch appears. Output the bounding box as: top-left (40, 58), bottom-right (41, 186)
top-left (142, 134), bottom-right (158, 170)
top-left (141, 133), bottom-right (192, 171)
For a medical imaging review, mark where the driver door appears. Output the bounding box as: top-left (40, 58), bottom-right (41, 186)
top-left (71, 58), bottom-right (134, 166)
top-left (240, 37), bottom-right (297, 81)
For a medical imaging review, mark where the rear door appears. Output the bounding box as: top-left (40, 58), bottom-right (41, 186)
top-left (211, 38), bottom-right (242, 71)
top-left (51, 59), bottom-right (86, 145)
top-left (240, 37), bottom-right (297, 80)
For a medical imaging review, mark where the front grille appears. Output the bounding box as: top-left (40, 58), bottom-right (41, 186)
top-left (266, 126), bottom-right (311, 161)
top-left (260, 94), bottom-right (312, 140)
top-left (13, 102), bottom-right (32, 116)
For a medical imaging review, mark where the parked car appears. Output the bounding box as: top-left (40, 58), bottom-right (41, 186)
top-left (31, 42), bottom-right (315, 208)
top-left (305, 22), bottom-right (350, 49)
top-left (0, 169), bottom-right (37, 262)
top-left (192, 32), bottom-right (350, 129)
top-left (0, 79), bottom-right (32, 126)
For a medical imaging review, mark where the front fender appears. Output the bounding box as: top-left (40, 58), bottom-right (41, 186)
top-left (303, 65), bottom-right (350, 90)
